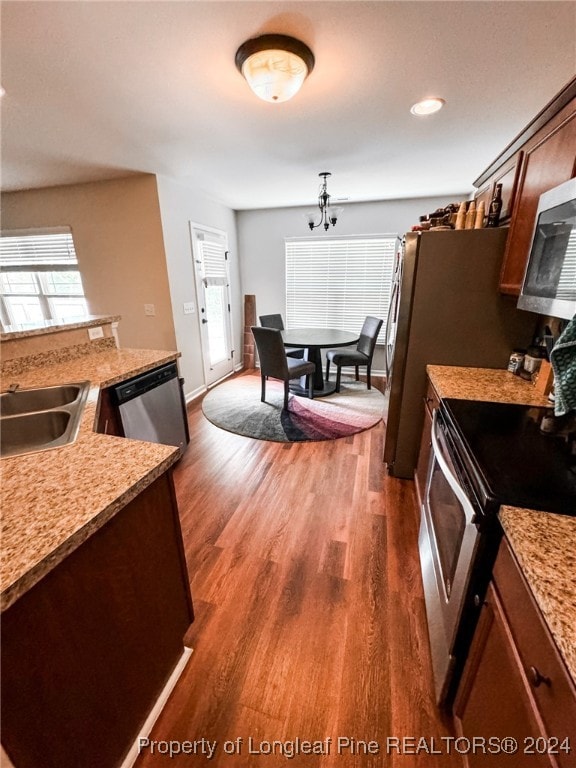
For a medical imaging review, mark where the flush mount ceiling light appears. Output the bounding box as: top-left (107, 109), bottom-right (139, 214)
top-left (235, 34), bottom-right (315, 103)
top-left (410, 97), bottom-right (445, 116)
top-left (304, 172), bottom-right (343, 231)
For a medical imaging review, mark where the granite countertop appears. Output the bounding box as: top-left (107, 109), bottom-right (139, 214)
top-left (499, 507), bottom-right (576, 684)
top-left (1, 347), bottom-right (183, 612)
top-left (1, 314), bottom-right (121, 340)
top-left (427, 364), bottom-right (551, 407)
top-left (427, 365), bottom-right (576, 684)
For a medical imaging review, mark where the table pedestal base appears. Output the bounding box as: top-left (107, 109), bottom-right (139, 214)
top-left (289, 380), bottom-right (337, 399)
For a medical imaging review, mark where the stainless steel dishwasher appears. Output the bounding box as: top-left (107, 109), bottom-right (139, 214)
top-left (113, 362), bottom-right (189, 454)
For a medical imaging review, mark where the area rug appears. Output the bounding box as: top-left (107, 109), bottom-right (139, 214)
top-left (202, 374), bottom-right (384, 442)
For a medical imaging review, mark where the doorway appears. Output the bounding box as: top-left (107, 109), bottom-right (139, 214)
top-left (190, 224), bottom-right (234, 386)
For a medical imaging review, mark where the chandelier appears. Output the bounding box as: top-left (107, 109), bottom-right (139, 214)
top-left (305, 172), bottom-right (343, 231)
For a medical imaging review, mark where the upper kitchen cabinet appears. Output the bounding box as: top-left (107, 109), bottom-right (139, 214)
top-left (473, 77), bottom-right (576, 296)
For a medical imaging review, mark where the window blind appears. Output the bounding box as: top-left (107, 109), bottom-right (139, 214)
top-left (285, 234), bottom-right (398, 340)
top-left (0, 227), bottom-right (78, 270)
top-left (194, 230), bottom-right (228, 282)
top-left (557, 230), bottom-right (576, 300)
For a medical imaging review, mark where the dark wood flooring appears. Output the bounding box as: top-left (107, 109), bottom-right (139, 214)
top-left (134, 374), bottom-right (462, 768)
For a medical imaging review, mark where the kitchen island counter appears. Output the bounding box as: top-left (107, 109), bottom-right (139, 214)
top-left (1, 345), bottom-right (184, 611)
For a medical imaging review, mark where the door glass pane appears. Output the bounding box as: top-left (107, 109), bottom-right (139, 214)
top-left (205, 285), bottom-right (228, 365)
top-left (428, 457), bottom-right (466, 597)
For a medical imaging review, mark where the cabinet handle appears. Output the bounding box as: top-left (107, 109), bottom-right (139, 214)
top-left (528, 666), bottom-right (551, 688)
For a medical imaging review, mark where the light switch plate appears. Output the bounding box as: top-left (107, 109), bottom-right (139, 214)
top-left (183, 302), bottom-right (195, 315)
top-left (144, 304), bottom-right (156, 316)
top-left (88, 326), bottom-right (104, 340)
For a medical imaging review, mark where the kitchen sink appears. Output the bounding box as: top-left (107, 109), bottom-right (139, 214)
top-left (0, 381), bottom-right (90, 458)
top-left (0, 384), bottom-right (85, 417)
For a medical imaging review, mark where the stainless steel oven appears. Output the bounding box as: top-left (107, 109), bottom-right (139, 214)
top-left (419, 409), bottom-right (486, 707)
top-left (418, 398), bottom-right (576, 710)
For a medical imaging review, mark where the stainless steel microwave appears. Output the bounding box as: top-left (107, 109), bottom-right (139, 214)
top-left (517, 177), bottom-right (576, 320)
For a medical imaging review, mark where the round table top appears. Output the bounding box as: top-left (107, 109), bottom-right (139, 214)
top-left (281, 328), bottom-right (359, 348)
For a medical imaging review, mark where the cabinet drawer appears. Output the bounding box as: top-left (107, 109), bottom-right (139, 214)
top-left (494, 539), bottom-right (576, 759)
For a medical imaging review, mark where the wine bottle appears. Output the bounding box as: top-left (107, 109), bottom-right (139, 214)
top-left (487, 183), bottom-right (503, 227)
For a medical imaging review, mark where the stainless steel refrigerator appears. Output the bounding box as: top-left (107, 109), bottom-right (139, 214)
top-left (383, 228), bottom-right (537, 479)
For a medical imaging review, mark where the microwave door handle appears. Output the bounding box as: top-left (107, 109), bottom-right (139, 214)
top-left (430, 410), bottom-right (476, 524)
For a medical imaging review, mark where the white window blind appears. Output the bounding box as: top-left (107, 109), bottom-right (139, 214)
top-left (0, 227), bottom-right (87, 326)
top-left (194, 230), bottom-right (228, 285)
top-left (557, 229), bottom-right (576, 300)
top-left (285, 234), bottom-right (398, 340)
top-left (0, 227), bottom-right (78, 270)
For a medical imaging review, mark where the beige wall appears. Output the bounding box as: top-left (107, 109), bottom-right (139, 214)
top-left (1, 176), bottom-right (176, 351)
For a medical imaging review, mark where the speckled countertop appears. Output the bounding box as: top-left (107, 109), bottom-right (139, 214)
top-left (1, 313), bottom-right (120, 340)
top-left (427, 365), bottom-right (575, 684)
top-left (499, 508), bottom-right (576, 683)
top-left (427, 364), bottom-right (551, 407)
top-left (1, 347), bottom-right (183, 612)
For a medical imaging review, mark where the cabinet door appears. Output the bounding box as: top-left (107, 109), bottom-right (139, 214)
top-left (95, 386), bottom-right (123, 436)
top-left (454, 584), bottom-right (554, 768)
top-left (500, 110), bottom-right (576, 295)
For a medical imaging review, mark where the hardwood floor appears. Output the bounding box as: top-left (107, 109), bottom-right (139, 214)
top-left (135, 377), bottom-right (462, 768)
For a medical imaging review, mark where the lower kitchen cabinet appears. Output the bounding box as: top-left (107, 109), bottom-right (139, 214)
top-left (453, 538), bottom-right (576, 768)
top-left (1, 471), bottom-right (194, 768)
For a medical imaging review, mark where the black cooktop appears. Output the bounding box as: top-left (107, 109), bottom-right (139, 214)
top-left (441, 399), bottom-right (576, 516)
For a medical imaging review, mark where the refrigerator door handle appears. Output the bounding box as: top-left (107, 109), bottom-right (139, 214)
top-left (384, 279), bottom-right (398, 380)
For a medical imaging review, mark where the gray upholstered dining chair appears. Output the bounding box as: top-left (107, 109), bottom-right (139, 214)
top-left (325, 316), bottom-right (383, 393)
top-left (259, 314), bottom-right (305, 359)
top-left (251, 326), bottom-right (316, 409)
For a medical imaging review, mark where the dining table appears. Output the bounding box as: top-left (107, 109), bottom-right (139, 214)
top-left (281, 327), bottom-right (359, 397)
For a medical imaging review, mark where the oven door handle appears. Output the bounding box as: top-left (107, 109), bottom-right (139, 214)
top-left (430, 409), bottom-right (477, 525)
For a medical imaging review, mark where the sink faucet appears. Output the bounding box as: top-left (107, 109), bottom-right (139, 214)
top-left (7, 383), bottom-right (20, 393)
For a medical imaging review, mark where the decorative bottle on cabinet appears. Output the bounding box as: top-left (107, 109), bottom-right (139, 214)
top-left (487, 184), bottom-right (503, 227)
top-left (465, 201), bottom-right (476, 229)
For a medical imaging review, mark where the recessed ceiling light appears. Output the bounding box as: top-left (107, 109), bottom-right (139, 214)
top-left (410, 98), bottom-right (445, 116)
top-left (0, 86), bottom-right (5, 98)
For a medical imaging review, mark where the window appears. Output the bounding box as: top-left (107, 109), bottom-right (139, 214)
top-left (0, 227), bottom-right (88, 326)
top-left (285, 234), bottom-right (399, 339)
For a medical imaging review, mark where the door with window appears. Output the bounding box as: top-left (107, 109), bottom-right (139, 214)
top-left (190, 225), bottom-right (234, 386)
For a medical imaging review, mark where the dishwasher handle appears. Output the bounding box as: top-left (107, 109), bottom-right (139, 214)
top-left (113, 362), bottom-right (179, 405)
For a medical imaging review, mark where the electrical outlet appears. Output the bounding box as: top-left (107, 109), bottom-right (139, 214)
top-left (144, 304), bottom-right (155, 316)
top-left (183, 302), bottom-right (195, 315)
top-left (88, 326), bottom-right (104, 340)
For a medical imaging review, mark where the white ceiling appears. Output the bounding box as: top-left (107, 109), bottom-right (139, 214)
top-left (1, 1), bottom-right (575, 210)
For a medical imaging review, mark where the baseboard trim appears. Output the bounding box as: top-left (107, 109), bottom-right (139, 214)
top-left (120, 646), bottom-right (193, 768)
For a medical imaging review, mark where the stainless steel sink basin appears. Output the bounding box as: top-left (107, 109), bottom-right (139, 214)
top-left (0, 381), bottom-right (90, 458)
top-left (0, 384), bottom-right (84, 417)
top-left (1, 411), bottom-right (71, 456)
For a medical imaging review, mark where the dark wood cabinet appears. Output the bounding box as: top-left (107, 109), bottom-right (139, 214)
top-left (414, 379), bottom-right (439, 509)
top-left (95, 384), bottom-right (123, 436)
top-left (454, 538), bottom-right (576, 768)
top-left (500, 110), bottom-right (576, 294)
top-left (1, 472), bottom-right (194, 768)
top-left (473, 76), bottom-right (576, 296)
